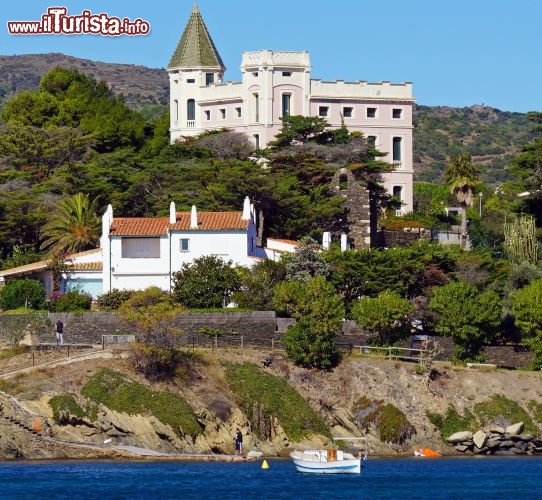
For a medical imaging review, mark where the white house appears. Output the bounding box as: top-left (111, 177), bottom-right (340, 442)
top-left (0, 197), bottom-right (288, 299)
top-left (168, 5), bottom-right (414, 213)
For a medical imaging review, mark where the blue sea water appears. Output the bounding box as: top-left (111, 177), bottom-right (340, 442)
top-left (0, 456), bottom-right (541, 499)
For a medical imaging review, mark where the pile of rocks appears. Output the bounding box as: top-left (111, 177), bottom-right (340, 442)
top-left (447, 422), bottom-right (542, 455)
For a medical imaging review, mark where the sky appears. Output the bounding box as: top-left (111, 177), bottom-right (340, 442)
top-left (2, 0), bottom-right (541, 113)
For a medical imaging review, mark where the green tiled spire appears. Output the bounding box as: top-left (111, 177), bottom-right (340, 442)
top-left (168, 5), bottom-right (225, 71)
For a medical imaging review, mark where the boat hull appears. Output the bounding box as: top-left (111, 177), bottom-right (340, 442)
top-left (290, 450), bottom-right (361, 474)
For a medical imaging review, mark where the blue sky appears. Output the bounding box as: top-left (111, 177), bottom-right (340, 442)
top-left (2, 0), bottom-right (541, 113)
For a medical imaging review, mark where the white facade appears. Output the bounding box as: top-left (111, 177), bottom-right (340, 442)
top-left (168, 8), bottom-right (414, 212)
top-left (100, 199), bottom-right (259, 294)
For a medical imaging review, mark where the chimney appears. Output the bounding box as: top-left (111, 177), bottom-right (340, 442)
top-left (190, 205), bottom-right (198, 228)
top-left (241, 196), bottom-right (251, 220)
top-left (322, 232), bottom-right (331, 250)
top-left (169, 201), bottom-right (176, 224)
top-left (340, 232), bottom-right (348, 251)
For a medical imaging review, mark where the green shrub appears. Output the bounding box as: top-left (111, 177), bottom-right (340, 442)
top-left (426, 405), bottom-right (477, 440)
top-left (223, 361), bottom-right (330, 441)
top-left (82, 367), bottom-right (201, 438)
top-left (96, 289), bottom-right (134, 311)
top-left (48, 394), bottom-right (86, 424)
top-left (353, 398), bottom-right (416, 444)
top-left (0, 279), bottom-right (45, 310)
top-left (474, 394), bottom-right (537, 434)
top-left (48, 291), bottom-right (92, 312)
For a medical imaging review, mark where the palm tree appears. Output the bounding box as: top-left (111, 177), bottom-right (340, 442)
top-left (41, 193), bottom-right (100, 256)
top-left (444, 153), bottom-right (479, 249)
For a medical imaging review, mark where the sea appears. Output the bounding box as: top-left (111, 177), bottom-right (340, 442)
top-left (1, 456), bottom-right (541, 499)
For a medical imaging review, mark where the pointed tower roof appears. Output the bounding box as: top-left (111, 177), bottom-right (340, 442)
top-left (168, 5), bottom-right (226, 71)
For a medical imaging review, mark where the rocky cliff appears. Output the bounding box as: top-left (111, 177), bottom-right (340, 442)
top-left (0, 348), bottom-right (540, 460)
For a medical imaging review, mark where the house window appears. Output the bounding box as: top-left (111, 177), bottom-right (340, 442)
top-left (367, 107), bottom-right (377, 118)
top-left (367, 135), bottom-right (377, 149)
top-left (393, 186), bottom-right (403, 200)
top-left (121, 238), bottom-right (160, 258)
top-left (253, 134), bottom-right (260, 149)
top-left (205, 73), bottom-right (214, 85)
top-left (318, 106), bottom-right (329, 117)
top-left (235, 107), bottom-right (242, 118)
top-left (253, 93), bottom-right (259, 122)
top-left (343, 107), bottom-right (353, 118)
top-left (173, 99), bottom-right (178, 122)
top-left (187, 78), bottom-right (195, 83)
top-left (187, 99), bottom-right (195, 121)
top-left (282, 71), bottom-right (291, 77)
top-left (392, 108), bottom-right (402, 119)
top-left (282, 93), bottom-right (291, 117)
top-left (220, 108), bottom-right (226, 119)
top-left (393, 137), bottom-right (402, 162)
top-left (180, 238), bottom-right (190, 252)
top-left (204, 110), bottom-right (210, 120)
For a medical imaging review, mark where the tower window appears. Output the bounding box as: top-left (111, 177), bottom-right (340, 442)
top-left (282, 71), bottom-right (292, 77)
top-left (282, 93), bottom-right (291, 117)
top-left (205, 73), bottom-right (214, 85)
top-left (392, 108), bottom-right (403, 119)
top-left (393, 137), bottom-right (402, 162)
top-left (187, 99), bottom-right (195, 121)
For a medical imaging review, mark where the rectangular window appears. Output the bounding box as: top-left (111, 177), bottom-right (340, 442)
top-left (367, 135), bottom-right (377, 149)
top-left (205, 73), bottom-right (214, 85)
top-left (282, 71), bottom-right (291, 77)
top-left (367, 107), bottom-right (377, 118)
top-left (235, 107), bottom-right (242, 118)
top-left (187, 78), bottom-right (195, 83)
top-left (252, 72), bottom-right (259, 77)
top-left (121, 238), bottom-right (160, 258)
top-left (253, 93), bottom-right (259, 122)
top-left (253, 134), bottom-right (260, 149)
top-left (180, 238), bottom-right (190, 252)
top-left (393, 137), bottom-right (402, 162)
top-left (343, 107), bottom-right (353, 118)
top-left (392, 108), bottom-right (402, 119)
top-left (318, 106), bottom-right (329, 117)
top-left (173, 99), bottom-right (178, 122)
top-left (220, 108), bottom-right (226, 119)
top-left (204, 110), bottom-right (210, 120)
top-left (282, 93), bottom-right (291, 117)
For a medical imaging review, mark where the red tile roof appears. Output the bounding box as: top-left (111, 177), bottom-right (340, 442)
top-left (69, 262), bottom-right (103, 271)
top-left (110, 212), bottom-right (248, 236)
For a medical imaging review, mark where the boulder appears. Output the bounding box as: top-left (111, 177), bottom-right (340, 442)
top-left (473, 430), bottom-right (487, 449)
top-left (454, 444), bottom-right (470, 452)
top-left (486, 437), bottom-right (502, 449)
top-left (506, 422), bottom-right (524, 436)
top-left (488, 425), bottom-right (505, 434)
top-left (447, 431), bottom-right (473, 444)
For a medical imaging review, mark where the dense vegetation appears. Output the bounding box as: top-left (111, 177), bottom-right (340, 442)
top-left (1, 63), bottom-right (541, 371)
top-left (223, 361), bottom-right (330, 441)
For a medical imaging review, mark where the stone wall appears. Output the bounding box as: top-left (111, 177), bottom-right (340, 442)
top-left (376, 229), bottom-right (430, 248)
top-left (0, 313), bottom-right (534, 368)
top-left (330, 168), bottom-right (372, 249)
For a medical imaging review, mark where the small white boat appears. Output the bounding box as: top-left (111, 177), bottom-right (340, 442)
top-left (290, 449), bottom-right (362, 474)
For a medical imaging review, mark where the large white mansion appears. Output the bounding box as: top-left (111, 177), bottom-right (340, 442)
top-left (168, 5), bottom-right (414, 212)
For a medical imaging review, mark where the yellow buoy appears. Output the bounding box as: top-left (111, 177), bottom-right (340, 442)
top-left (261, 459), bottom-right (269, 469)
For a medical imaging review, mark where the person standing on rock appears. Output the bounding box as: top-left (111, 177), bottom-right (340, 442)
top-left (55, 319), bottom-right (64, 347)
top-left (234, 428), bottom-right (243, 455)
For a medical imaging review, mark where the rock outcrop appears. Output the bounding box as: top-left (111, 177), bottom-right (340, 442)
top-left (447, 422), bottom-right (542, 455)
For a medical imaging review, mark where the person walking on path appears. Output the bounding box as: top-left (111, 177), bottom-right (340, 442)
top-left (234, 428), bottom-right (243, 455)
top-left (55, 319), bottom-right (64, 346)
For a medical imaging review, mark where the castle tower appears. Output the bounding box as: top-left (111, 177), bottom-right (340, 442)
top-left (168, 5), bottom-right (226, 142)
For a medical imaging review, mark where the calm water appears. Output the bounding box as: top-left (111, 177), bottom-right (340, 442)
top-left (1, 457), bottom-right (541, 499)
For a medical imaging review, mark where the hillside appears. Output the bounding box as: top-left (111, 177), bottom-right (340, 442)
top-left (0, 53), bottom-right (534, 184)
top-left (0, 347), bottom-right (541, 460)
